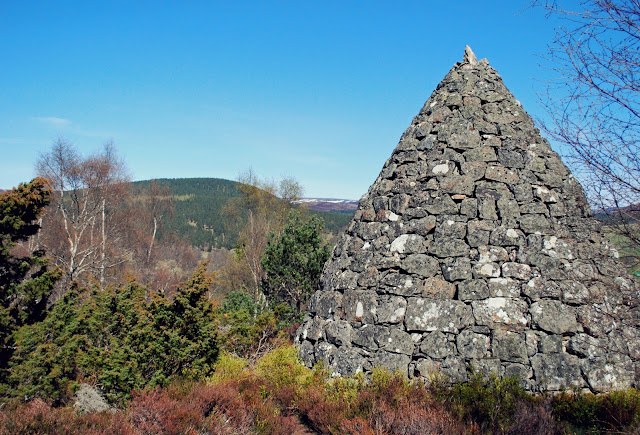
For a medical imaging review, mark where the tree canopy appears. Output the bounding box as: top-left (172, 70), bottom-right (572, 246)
top-left (261, 210), bottom-right (331, 313)
top-left (0, 178), bottom-right (61, 391)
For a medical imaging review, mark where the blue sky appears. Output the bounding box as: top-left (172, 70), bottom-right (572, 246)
top-left (1, 1), bottom-right (564, 199)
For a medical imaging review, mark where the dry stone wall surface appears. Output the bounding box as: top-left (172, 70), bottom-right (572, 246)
top-left (296, 47), bottom-right (640, 393)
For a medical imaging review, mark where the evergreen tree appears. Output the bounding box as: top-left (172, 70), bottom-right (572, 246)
top-left (6, 263), bottom-right (218, 404)
top-left (261, 210), bottom-right (331, 313)
top-left (0, 178), bottom-right (61, 391)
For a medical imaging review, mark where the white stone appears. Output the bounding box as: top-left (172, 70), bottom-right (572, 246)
top-left (432, 163), bottom-right (450, 175)
top-left (390, 234), bottom-right (409, 253)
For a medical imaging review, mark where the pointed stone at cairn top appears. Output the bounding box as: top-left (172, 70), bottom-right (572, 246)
top-left (463, 45), bottom-right (477, 64)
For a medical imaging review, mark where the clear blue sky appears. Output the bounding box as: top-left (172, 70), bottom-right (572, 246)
top-left (1, 1), bottom-right (564, 199)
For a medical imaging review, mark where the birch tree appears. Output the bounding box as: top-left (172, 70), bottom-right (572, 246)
top-left (36, 139), bottom-right (130, 288)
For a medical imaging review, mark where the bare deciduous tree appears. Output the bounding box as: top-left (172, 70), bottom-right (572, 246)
top-left (36, 138), bottom-right (130, 288)
top-left (533, 0), bottom-right (640, 268)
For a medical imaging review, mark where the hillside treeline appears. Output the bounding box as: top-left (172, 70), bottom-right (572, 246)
top-left (135, 177), bottom-right (353, 251)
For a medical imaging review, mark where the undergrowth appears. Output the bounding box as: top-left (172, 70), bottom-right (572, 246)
top-left (2, 344), bottom-right (640, 434)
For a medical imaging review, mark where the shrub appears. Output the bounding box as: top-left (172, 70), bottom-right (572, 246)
top-left (551, 388), bottom-right (640, 433)
top-left (6, 263), bottom-right (219, 405)
top-left (430, 370), bottom-right (532, 432)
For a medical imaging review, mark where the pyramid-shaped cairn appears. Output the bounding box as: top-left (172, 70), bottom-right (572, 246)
top-left (296, 47), bottom-right (640, 393)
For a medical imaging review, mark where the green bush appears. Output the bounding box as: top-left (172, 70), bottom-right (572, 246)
top-left (431, 370), bottom-right (532, 432)
top-left (552, 388), bottom-right (640, 432)
top-left (6, 263), bottom-right (219, 405)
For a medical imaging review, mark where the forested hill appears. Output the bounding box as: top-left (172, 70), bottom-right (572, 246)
top-left (133, 178), bottom-right (354, 250)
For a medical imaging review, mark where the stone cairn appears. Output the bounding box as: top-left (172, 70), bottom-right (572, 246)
top-left (296, 47), bottom-right (640, 393)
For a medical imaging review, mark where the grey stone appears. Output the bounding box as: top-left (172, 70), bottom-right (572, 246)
top-left (497, 148), bottom-right (525, 169)
top-left (419, 331), bottom-right (456, 359)
top-left (299, 316), bottom-right (326, 342)
top-left (457, 329), bottom-right (490, 358)
top-left (405, 298), bottom-right (473, 333)
top-left (467, 220), bottom-right (495, 247)
top-left (521, 277), bottom-right (562, 301)
top-left (435, 219), bottom-right (467, 239)
top-left (488, 277), bottom-right (521, 298)
top-left (530, 300), bottom-right (577, 334)
top-left (478, 245), bottom-right (509, 263)
top-left (461, 161), bottom-right (487, 180)
top-left (519, 214), bottom-right (552, 234)
top-left (485, 165), bottom-right (520, 184)
top-left (371, 350), bottom-right (411, 376)
top-left (568, 334), bottom-right (604, 359)
top-left (530, 353), bottom-right (585, 391)
top-left (458, 279), bottom-right (490, 300)
top-left (464, 146), bottom-right (497, 162)
top-left (309, 291), bottom-right (342, 318)
top-left (472, 261), bottom-right (501, 278)
top-left (381, 328), bottom-right (415, 355)
top-left (441, 257), bottom-right (472, 281)
top-left (390, 234), bottom-right (426, 254)
top-left (470, 358), bottom-right (501, 377)
top-left (413, 357), bottom-right (440, 379)
top-left (490, 226), bottom-right (525, 246)
top-left (525, 331), bottom-right (540, 357)
top-left (479, 198), bottom-right (498, 220)
top-left (504, 364), bottom-right (533, 389)
top-left (402, 254), bottom-right (440, 277)
top-left (407, 215), bottom-right (437, 236)
top-left (492, 330), bottom-right (529, 364)
top-left (582, 356), bottom-right (635, 393)
top-left (299, 340), bottom-right (316, 367)
top-left (74, 384), bottom-right (113, 414)
top-left (343, 290), bottom-right (377, 323)
top-left (326, 320), bottom-right (353, 347)
top-left (382, 272), bottom-right (419, 296)
top-left (353, 324), bottom-right (384, 349)
top-left (460, 198), bottom-right (478, 217)
top-left (423, 194), bottom-right (459, 215)
top-left (429, 238), bottom-right (470, 258)
top-left (334, 347), bottom-right (365, 376)
top-left (376, 296), bottom-right (407, 324)
top-left (315, 341), bottom-right (338, 367)
top-left (441, 356), bottom-right (468, 383)
top-left (472, 298), bottom-right (528, 328)
top-left (538, 334), bottom-right (563, 353)
top-left (501, 262), bottom-right (531, 280)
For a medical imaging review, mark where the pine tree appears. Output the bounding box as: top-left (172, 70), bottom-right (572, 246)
top-left (261, 210), bottom-right (331, 313)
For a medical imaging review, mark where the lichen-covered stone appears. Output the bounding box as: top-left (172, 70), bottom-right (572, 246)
top-left (419, 331), bottom-right (455, 359)
top-left (530, 300), bottom-right (578, 335)
top-left (457, 329), bottom-right (490, 358)
top-left (376, 296), bottom-right (407, 324)
top-left (530, 353), bottom-right (585, 391)
top-left (472, 298), bottom-right (528, 328)
top-left (405, 298), bottom-right (473, 333)
top-left (492, 330), bottom-right (529, 364)
top-left (297, 46), bottom-right (640, 394)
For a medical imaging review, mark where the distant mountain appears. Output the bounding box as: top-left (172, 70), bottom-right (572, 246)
top-left (133, 178), bottom-right (354, 250)
top-left (297, 198), bottom-right (359, 213)
top-left (594, 203), bottom-right (640, 222)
